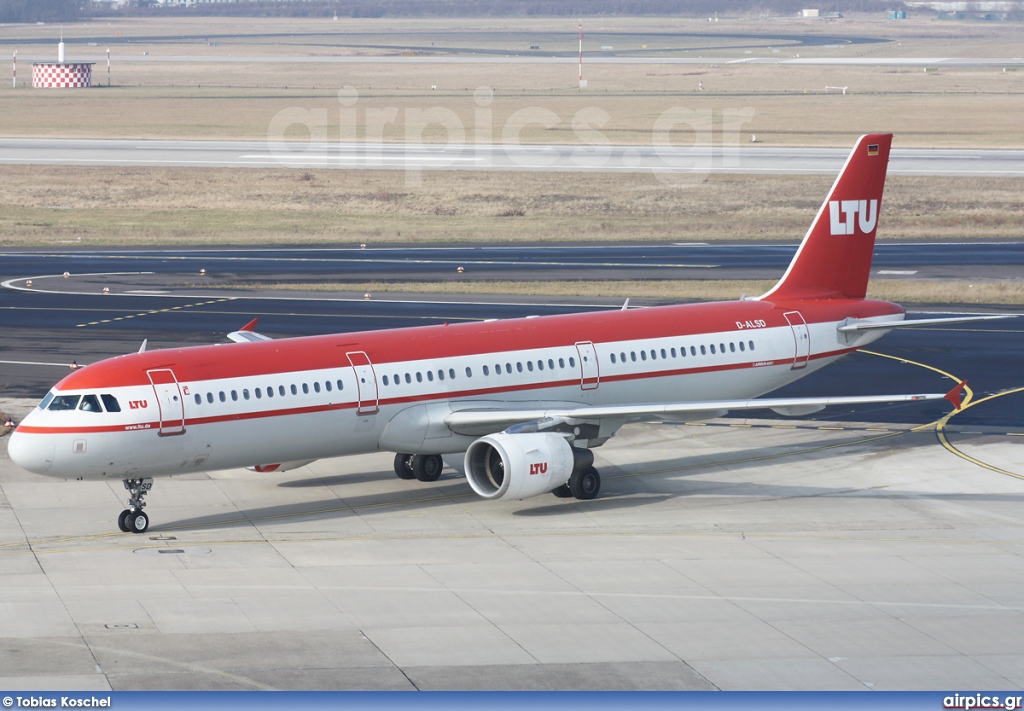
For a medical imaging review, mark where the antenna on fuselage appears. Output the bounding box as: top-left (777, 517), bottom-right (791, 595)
top-left (621, 298), bottom-right (630, 311)
top-left (138, 339), bottom-right (147, 353)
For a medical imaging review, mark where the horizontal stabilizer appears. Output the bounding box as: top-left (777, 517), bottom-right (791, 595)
top-left (838, 314), bottom-right (1015, 333)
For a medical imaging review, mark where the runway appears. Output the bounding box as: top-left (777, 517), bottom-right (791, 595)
top-left (3, 138), bottom-right (1023, 176)
top-left (5, 242), bottom-right (1024, 283)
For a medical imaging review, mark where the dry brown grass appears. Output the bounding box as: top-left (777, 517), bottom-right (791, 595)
top-left (208, 278), bottom-right (1024, 305)
top-left (0, 165), bottom-right (1020, 246)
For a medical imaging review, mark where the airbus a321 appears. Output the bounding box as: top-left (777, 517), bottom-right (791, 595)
top-left (8, 134), bottom-right (991, 533)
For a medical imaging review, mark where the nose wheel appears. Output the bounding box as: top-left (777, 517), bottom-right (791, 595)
top-left (118, 478), bottom-right (153, 534)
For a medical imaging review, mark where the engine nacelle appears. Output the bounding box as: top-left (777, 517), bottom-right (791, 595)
top-left (464, 433), bottom-right (592, 501)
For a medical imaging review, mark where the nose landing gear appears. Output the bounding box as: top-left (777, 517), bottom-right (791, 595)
top-left (118, 478), bottom-right (153, 534)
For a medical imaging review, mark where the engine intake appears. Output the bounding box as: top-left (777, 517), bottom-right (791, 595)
top-left (464, 432), bottom-right (593, 501)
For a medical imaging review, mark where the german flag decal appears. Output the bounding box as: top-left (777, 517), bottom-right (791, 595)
top-left (867, 144), bottom-right (879, 156)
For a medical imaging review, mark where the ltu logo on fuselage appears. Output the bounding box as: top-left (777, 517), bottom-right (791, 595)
top-left (829, 199), bottom-right (878, 235)
top-left (529, 462), bottom-right (548, 476)
top-left (129, 400), bottom-right (148, 410)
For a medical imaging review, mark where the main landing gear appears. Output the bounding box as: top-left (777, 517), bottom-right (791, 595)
top-left (551, 465), bottom-right (601, 501)
top-left (394, 453), bottom-right (444, 482)
top-left (118, 478), bottom-right (153, 534)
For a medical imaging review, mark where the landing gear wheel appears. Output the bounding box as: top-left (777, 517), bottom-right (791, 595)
top-left (126, 510), bottom-right (149, 534)
top-left (394, 453), bottom-right (416, 480)
top-left (412, 454), bottom-right (444, 482)
top-left (570, 466), bottom-right (601, 500)
top-left (119, 477), bottom-right (154, 534)
top-left (551, 484), bottom-right (573, 498)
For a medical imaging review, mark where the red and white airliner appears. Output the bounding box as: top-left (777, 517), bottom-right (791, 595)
top-left (8, 134), bottom-right (987, 533)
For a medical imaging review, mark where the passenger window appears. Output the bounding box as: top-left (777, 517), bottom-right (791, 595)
top-left (631, 352), bottom-right (637, 362)
top-left (517, 362), bottom-right (523, 373)
top-left (449, 368), bottom-right (456, 379)
top-left (101, 394), bottom-right (121, 412)
top-left (483, 365), bottom-right (490, 376)
top-left (548, 359), bottom-right (554, 370)
top-left (527, 361), bottom-right (533, 372)
top-left (749, 340), bottom-right (755, 351)
top-left (48, 395), bottom-right (80, 411)
top-left (219, 392), bottom-right (226, 402)
top-left (466, 367), bottom-right (472, 378)
top-left (416, 372), bottom-right (423, 383)
top-left (730, 343), bottom-right (736, 353)
top-left (207, 393), bottom-right (214, 404)
top-left (739, 342), bottom-right (745, 352)
top-left (569, 357), bottom-right (576, 368)
top-left (720, 343), bottom-right (726, 353)
top-left (383, 375), bottom-right (389, 386)
top-left (231, 390), bottom-right (238, 401)
top-left (302, 383), bottom-right (309, 394)
top-left (710, 345), bottom-right (716, 354)
top-left (266, 386), bottom-right (274, 398)
top-left (337, 379), bottom-right (344, 391)
top-left (325, 381), bottom-right (332, 392)
top-left (244, 389), bottom-right (250, 400)
top-left (405, 374), bottom-right (411, 384)
top-left (38, 392), bottom-right (55, 410)
top-left (437, 370), bottom-right (444, 381)
top-left (661, 349), bottom-right (667, 359)
top-left (505, 363), bottom-right (512, 373)
top-left (256, 388), bottom-right (262, 399)
top-left (700, 345), bottom-right (706, 355)
top-left (79, 394), bottom-right (102, 412)
top-left (670, 348), bottom-right (676, 358)
top-left (650, 350), bottom-right (656, 360)
top-left (291, 384), bottom-right (298, 395)
top-left (537, 360), bottom-right (543, 371)
top-left (314, 382), bottom-right (321, 393)
top-left (194, 394), bottom-right (202, 405)
top-left (690, 346), bottom-right (697, 356)
top-left (279, 385), bottom-right (286, 396)
top-left (427, 371), bottom-right (434, 382)
top-left (558, 358), bottom-right (565, 368)
top-left (641, 351), bottom-right (647, 361)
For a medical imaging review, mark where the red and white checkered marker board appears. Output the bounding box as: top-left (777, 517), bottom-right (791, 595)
top-left (32, 63), bottom-right (93, 88)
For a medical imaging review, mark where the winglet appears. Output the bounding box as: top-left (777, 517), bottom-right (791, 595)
top-left (944, 380), bottom-right (966, 411)
top-left (240, 317), bottom-right (259, 332)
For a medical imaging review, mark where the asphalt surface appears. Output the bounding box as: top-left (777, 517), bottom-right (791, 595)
top-left (3, 138), bottom-right (1023, 176)
top-left (4, 241), bottom-right (1024, 284)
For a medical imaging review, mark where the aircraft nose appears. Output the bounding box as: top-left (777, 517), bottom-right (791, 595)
top-left (7, 430), bottom-right (56, 475)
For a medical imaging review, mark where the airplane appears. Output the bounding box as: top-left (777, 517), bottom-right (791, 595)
top-left (7, 133), bottom-right (1001, 534)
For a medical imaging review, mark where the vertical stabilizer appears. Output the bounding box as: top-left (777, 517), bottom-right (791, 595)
top-left (759, 133), bottom-right (892, 301)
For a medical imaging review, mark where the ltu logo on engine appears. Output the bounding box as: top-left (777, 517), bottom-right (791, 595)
top-left (829, 199), bottom-right (878, 235)
top-left (529, 462), bottom-right (548, 476)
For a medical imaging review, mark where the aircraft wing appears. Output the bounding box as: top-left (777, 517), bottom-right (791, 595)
top-left (227, 317), bottom-right (273, 343)
top-left (838, 314), bottom-right (1014, 333)
top-left (445, 384), bottom-right (964, 432)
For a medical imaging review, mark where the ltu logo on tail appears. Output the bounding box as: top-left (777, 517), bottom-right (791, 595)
top-left (829, 199), bottom-right (878, 235)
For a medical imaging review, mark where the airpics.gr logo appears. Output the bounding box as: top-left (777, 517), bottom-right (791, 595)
top-left (829, 199), bottom-right (878, 236)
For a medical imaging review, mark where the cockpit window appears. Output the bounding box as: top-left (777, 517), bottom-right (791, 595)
top-left (48, 395), bottom-right (81, 411)
top-left (101, 394), bottom-right (121, 412)
top-left (38, 392), bottom-right (55, 410)
top-left (79, 395), bottom-right (103, 413)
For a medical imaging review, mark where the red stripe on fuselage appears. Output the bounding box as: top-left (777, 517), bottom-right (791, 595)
top-left (20, 343), bottom-right (858, 436)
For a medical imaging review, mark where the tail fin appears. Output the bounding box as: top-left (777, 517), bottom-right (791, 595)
top-left (759, 133), bottom-right (892, 302)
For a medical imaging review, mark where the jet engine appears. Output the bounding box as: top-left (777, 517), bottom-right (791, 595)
top-left (464, 433), bottom-right (593, 501)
